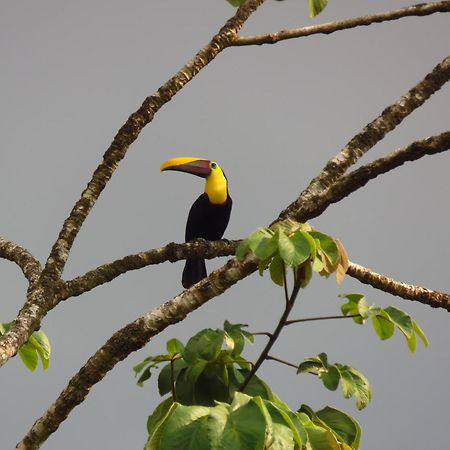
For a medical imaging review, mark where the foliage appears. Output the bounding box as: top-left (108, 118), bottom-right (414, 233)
top-left (298, 353), bottom-right (370, 410)
top-left (136, 322), bottom-right (362, 450)
top-left (339, 294), bottom-right (429, 352)
top-left (0, 321), bottom-right (51, 371)
top-left (236, 219), bottom-right (349, 287)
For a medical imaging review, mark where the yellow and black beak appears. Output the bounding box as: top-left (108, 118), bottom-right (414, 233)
top-left (160, 157), bottom-right (212, 178)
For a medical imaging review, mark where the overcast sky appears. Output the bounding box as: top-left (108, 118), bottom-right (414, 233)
top-left (1, 1), bottom-right (449, 449)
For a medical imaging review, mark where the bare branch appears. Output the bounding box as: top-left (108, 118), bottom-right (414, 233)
top-left (61, 239), bottom-right (239, 300)
top-left (347, 262), bottom-right (450, 311)
top-left (234, 2), bottom-right (450, 46)
top-left (0, 238), bottom-right (41, 284)
top-left (306, 131), bottom-right (450, 220)
top-left (278, 54), bottom-right (450, 222)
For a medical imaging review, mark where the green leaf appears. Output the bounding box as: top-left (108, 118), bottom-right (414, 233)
top-left (18, 343), bottom-right (38, 372)
top-left (306, 426), bottom-right (340, 450)
top-left (309, 231), bottom-right (339, 266)
top-left (269, 254), bottom-right (285, 286)
top-left (167, 338), bottom-right (184, 358)
top-left (278, 230), bottom-right (311, 268)
top-left (308, 0), bottom-right (329, 18)
top-left (145, 399), bottom-right (178, 450)
top-left (182, 329), bottom-right (225, 364)
top-left (336, 365), bottom-right (371, 410)
top-left (236, 240), bottom-right (251, 260)
top-left (316, 406), bottom-right (361, 448)
top-left (384, 306), bottom-right (413, 338)
top-left (413, 320), bottom-right (429, 347)
top-left (319, 364), bottom-right (340, 391)
top-left (371, 311), bottom-right (395, 340)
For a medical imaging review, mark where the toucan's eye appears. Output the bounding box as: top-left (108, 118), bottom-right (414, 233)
top-left (211, 162), bottom-right (218, 169)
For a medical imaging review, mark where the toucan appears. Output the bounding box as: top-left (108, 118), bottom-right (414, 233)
top-left (160, 157), bottom-right (232, 288)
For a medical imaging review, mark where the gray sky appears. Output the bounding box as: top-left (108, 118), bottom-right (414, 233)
top-left (1, 1), bottom-right (449, 449)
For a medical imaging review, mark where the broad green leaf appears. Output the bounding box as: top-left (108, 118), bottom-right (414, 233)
top-left (308, 0), bottom-right (329, 17)
top-left (167, 338), bottom-right (184, 358)
top-left (297, 360), bottom-right (322, 374)
top-left (254, 233), bottom-right (278, 261)
top-left (145, 400), bottom-right (178, 450)
top-left (406, 332), bottom-right (417, 353)
top-left (384, 306), bottom-right (413, 338)
top-left (319, 364), bottom-right (340, 391)
top-left (309, 231), bottom-right (339, 266)
top-left (316, 406), bottom-right (361, 448)
top-left (269, 254), bottom-right (285, 286)
top-left (337, 366), bottom-right (371, 410)
top-left (236, 240), bottom-right (251, 260)
top-left (18, 343), bottom-right (38, 372)
top-left (306, 426), bottom-right (340, 450)
top-left (186, 359), bottom-right (208, 384)
top-left (371, 312), bottom-right (395, 340)
top-left (182, 329), bottom-right (224, 364)
top-left (220, 397), bottom-right (267, 450)
top-left (278, 230), bottom-right (311, 268)
top-left (264, 403), bottom-right (296, 450)
top-left (158, 404), bottom-right (212, 450)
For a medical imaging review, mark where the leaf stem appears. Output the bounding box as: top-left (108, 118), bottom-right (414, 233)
top-left (266, 354), bottom-right (299, 370)
top-left (285, 314), bottom-right (360, 325)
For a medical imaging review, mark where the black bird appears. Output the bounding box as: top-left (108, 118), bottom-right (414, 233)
top-left (160, 157), bottom-right (232, 288)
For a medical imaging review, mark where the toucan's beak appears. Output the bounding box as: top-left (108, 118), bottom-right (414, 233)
top-left (160, 157), bottom-right (212, 178)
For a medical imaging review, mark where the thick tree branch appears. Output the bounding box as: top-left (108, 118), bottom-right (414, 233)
top-left (307, 131), bottom-right (450, 220)
top-left (347, 262), bottom-right (450, 311)
top-left (0, 0), bottom-right (266, 371)
top-left (234, 2), bottom-right (450, 46)
top-left (278, 54), bottom-right (450, 222)
top-left (61, 239), bottom-right (239, 300)
top-left (0, 238), bottom-right (41, 285)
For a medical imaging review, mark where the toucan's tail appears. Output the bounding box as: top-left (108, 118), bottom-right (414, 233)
top-left (182, 259), bottom-right (207, 288)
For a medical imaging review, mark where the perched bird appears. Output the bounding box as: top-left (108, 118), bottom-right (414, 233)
top-left (160, 157), bottom-right (232, 288)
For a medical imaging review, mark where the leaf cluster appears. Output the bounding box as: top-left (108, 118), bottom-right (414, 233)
top-left (236, 220), bottom-right (348, 287)
top-left (339, 294), bottom-right (429, 352)
top-left (145, 392), bottom-right (360, 450)
top-left (298, 353), bottom-right (370, 410)
top-left (134, 322), bottom-right (275, 406)
top-left (0, 321), bottom-right (51, 371)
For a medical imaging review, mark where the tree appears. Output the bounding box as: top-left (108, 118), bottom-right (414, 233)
top-left (1, 1), bottom-right (449, 449)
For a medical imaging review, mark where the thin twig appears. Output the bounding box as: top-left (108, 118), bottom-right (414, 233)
top-left (234, 1), bottom-right (450, 46)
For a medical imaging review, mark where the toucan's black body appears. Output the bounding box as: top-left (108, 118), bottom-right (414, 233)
top-left (183, 192), bottom-right (232, 288)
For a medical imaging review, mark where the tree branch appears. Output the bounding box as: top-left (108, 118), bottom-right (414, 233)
top-left (42, 0), bottom-right (265, 282)
top-left (0, 238), bottom-right (41, 285)
top-left (347, 261), bottom-right (450, 311)
top-left (0, 0), bottom-right (266, 371)
top-left (278, 54), bottom-right (450, 222)
top-left (234, 2), bottom-right (450, 46)
top-left (306, 130), bottom-right (450, 220)
top-left (61, 239), bottom-right (239, 300)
